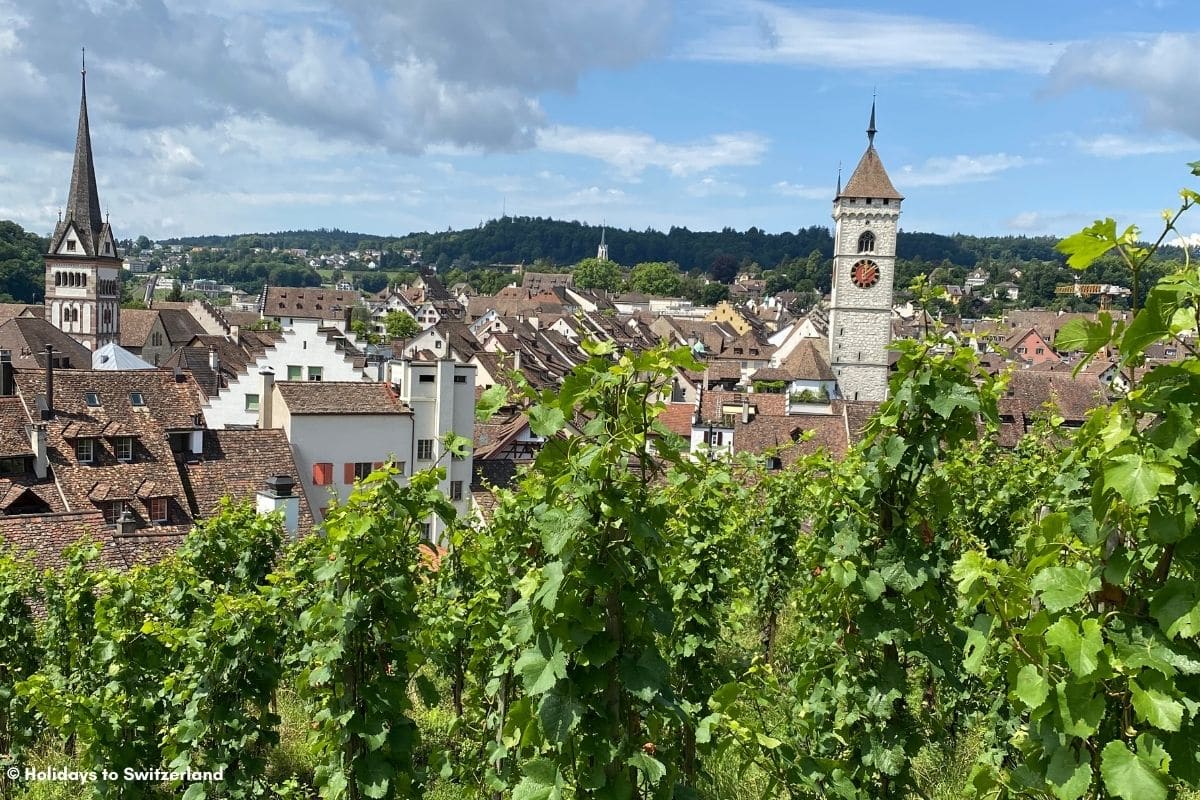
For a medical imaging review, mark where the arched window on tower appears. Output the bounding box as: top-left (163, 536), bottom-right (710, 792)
top-left (857, 231), bottom-right (876, 253)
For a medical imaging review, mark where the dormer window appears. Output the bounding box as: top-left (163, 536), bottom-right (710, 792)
top-left (85, 391), bottom-right (101, 407)
top-left (115, 437), bottom-right (133, 462)
top-left (130, 392), bottom-right (145, 407)
top-left (67, 240), bottom-right (77, 252)
top-left (76, 438), bottom-right (94, 463)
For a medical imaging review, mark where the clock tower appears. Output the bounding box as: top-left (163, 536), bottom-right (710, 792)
top-left (828, 102), bottom-right (902, 402)
top-left (44, 54), bottom-right (121, 351)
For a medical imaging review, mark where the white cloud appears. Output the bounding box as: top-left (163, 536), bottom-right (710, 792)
top-left (1074, 133), bottom-right (1197, 158)
top-left (536, 125), bottom-right (768, 177)
top-left (1170, 232), bottom-right (1200, 249)
top-left (0, 0), bottom-right (671, 153)
top-left (1049, 33), bottom-right (1200, 139)
top-left (772, 181), bottom-right (831, 200)
top-left (899, 153), bottom-right (1034, 187)
top-left (682, 1), bottom-right (1059, 71)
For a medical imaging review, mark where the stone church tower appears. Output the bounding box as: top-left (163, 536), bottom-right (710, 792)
top-left (45, 58), bottom-right (121, 350)
top-left (827, 102), bottom-right (902, 402)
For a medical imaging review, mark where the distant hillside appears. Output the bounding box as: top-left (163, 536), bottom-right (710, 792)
top-left (164, 217), bottom-right (1068, 273)
top-left (0, 220), bottom-right (48, 304)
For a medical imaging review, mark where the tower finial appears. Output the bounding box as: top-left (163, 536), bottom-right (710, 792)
top-left (836, 162), bottom-right (842, 196)
top-left (867, 94), bottom-right (877, 146)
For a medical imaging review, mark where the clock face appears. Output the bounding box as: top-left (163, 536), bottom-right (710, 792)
top-left (851, 259), bottom-right (880, 289)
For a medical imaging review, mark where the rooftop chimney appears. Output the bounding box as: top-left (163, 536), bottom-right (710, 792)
top-left (256, 474), bottom-right (300, 537)
top-left (115, 508), bottom-right (139, 536)
top-left (43, 344), bottom-right (54, 419)
top-left (29, 423), bottom-right (48, 479)
top-left (259, 368), bottom-right (275, 428)
top-left (0, 350), bottom-right (13, 396)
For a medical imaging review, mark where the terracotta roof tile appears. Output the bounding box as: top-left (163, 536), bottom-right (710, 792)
top-left (275, 381), bottom-right (409, 415)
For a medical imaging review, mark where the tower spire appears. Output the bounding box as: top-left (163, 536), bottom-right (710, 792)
top-left (867, 93), bottom-right (877, 147)
top-left (64, 48), bottom-right (104, 254)
top-left (836, 161), bottom-right (842, 196)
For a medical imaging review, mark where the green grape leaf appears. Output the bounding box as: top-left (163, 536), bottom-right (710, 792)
top-left (1057, 218), bottom-right (1118, 269)
top-left (1130, 680), bottom-right (1184, 731)
top-left (1015, 664), bottom-right (1050, 709)
top-left (1150, 579), bottom-right (1200, 640)
top-left (514, 757), bottom-right (559, 800)
top-left (1055, 315), bottom-right (1114, 356)
top-left (517, 641), bottom-right (567, 695)
top-left (1056, 680), bottom-right (1105, 738)
top-left (1100, 740), bottom-right (1166, 800)
top-left (1046, 742), bottom-right (1092, 800)
top-left (627, 752), bottom-right (667, 784)
top-left (538, 692), bottom-right (583, 742)
top-left (1046, 617), bottom-right (1104, 677)
top-left (475, 384), bottom-right (509, 421)
top-left (1104, 454), bottom-right (1174, 509)
top-left (1031, 567), bottom-right (1099, 613)
top-left (528, 404), bottom-right (567, 438)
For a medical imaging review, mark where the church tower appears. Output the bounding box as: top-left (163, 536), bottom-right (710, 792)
top-left (827, 101), bottom-right (902, 402)
top-left (44, 54), bottom-right (121, 351)
top-left (597, 226), bottom-right (609, 262)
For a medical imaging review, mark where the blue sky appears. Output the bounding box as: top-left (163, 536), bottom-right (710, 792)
top-left (0, 0), bottom-right (1197, 245)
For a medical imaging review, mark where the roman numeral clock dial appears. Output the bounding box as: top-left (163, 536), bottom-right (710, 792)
top-left (850, 258), bottom-right (880, 289)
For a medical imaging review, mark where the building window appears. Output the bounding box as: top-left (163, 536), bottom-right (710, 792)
top-left (67, 240), bottom-right (77, 252)
top-left (76, 439), bottom-right (94, 463)
top-left (0, 457), bottom-right (25, 476)
top-left (703, 430), bottom-right (724, 446)
top-left (104, 501), bottom-right (125, 525)
top-left (449, 480), bottom-right (463, 501)
top-left (858, 231), bottom-right (876, 253)
top-left (85, 391), bottom-right (101, 407)
top-left (245, 394), bottom-right (260, 412)
top-left (115, 437), bottom-right (133, 462)
top-left (287, 365), bottom-right (302, 381)
top-left (419, 374), bottom-right (435, 383)
top-left (307, 367), bottom-right (323, 382)
top-left (312, 462), bottom-right (333, 486)
top-left (417, 439), bottom-right (434, 460)
top-left (353, 461), bottom-right (373, 480)
top-left (150, 333), bottom-right (163, 347)
top-left (453, 375), bottom-right (466, 383)
top-left (149, 497), bottom-right (168, 523)
top-left (395, 461), bottom-right (407, 474)
top-left (130, 392), bottom-right (145, 407)
top-left (1035, 347), bottom-right (1045, 355)
top-left (421, 522), bottom-right (432, 540)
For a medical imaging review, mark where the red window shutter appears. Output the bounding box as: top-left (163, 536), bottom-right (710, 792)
top-left (313, 462), bottom-right (332, 486)
top-left (373, 461), bottom-right (384, 470)
top-left (344, 463), bottom-right (355, 484)
top-left (312, 463), bottom-right (322, 485)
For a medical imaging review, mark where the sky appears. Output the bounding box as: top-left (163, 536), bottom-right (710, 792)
top-left (0, 0), bottom-right (1198, 245)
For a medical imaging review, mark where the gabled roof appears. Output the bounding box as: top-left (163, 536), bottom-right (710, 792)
top-left (0, 317), bottom-right (91, 369)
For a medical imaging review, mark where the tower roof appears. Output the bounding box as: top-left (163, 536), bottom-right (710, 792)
top-left (837, 101), bottom-right (903, 201)
top-left (51, 55), bottom-right (111, 257)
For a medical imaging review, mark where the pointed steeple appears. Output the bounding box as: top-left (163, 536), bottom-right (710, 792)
top-left (58, 48), bottom-right (105, 255)
top-left (867, 96), bottom-right (877, 147)
top-left (837, 97), bottom-right (902, 201)
top-left (597, 223), bottom-right (610, 262)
